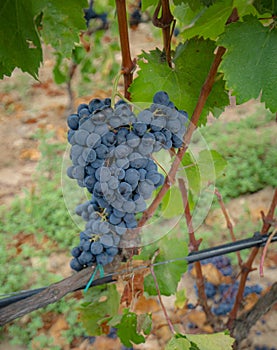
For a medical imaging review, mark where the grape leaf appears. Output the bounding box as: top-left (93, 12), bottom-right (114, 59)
top-left (181, 0), bottom-right (233, 40)
top-left (180, 0), bottom-right (256, 40)
top-left (174, 3), bottom-right (200, 27)
top-left (0, 0), bottom-right (42, 78)
top-left (198, 149), bottom-right (227, 181)
top-left (186, 332), bottom-right (235, 350)
top-left (175, 289), bottom-right (187, 309)
top-left (253, 0), bottom-right (277, 15)
top-left (0, 0), bottom-right (86, 79)
top-left (161, 186), bottom-right (184, 219)
top-left (137, 313), bottom-right (152, 335)
top-left (180, 149), bottom-right (226, 194)
top-left (34, 0), bottom-right (87, 58)
top-left (165, 336), bottom-right (191, 350)
top-left (78, 284), bottom-right (120, 336)
top-left (143, 232), bottom-right (188, 296)
top-left (129, 39), bottom-right (229, 125)
top-left (218, 15), bottom-right (277, 112)
top-left (180, 151), bottom-right (201, 194)
top-left (141, 0), bottom-right (157, 11)
top-left (116, 309), bottom-right (145, 347)
top-left (174, 0), bottom-right (203, 11)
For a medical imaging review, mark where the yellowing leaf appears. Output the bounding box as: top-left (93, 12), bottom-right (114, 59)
top-left (186, 332), bottom-right (235, 350)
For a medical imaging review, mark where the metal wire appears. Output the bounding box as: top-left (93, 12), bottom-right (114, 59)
top-left (0, 231), bottom-right (276, 308)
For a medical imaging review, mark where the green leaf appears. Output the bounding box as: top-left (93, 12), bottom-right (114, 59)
top-left (37, 0), bottom-right (87, 58)
top-left (141, 0), bottom-right (157, 11)
top-left (181, 0), bottom-right (233, 40)
top-left (198, 149), bottom-right (227, 181)
top-left (0, 0), bottom-right (42, 78)
top-left (78, 284), bottom-right (120, 336)
top-left (174, 3), bottom-right (200, 27)
top-left (180, 149), bottom-right (227, 194)
top-left (116, 309), bottom-right (145, 347)
top-left (53, 53), bottom-right (68, 84)
top-left (143, 232), bottom-right (188, 296)
top-left (180, 0), bottom-right (256, 40)
top-left (175, 289), bottom-right (187, 309)
top-left (137, 313), bottom-right (152, 335)
top-left (181, 151), bottom-right (201, 194)
top-left (161, 186), bottom-right (184, 219)
top-left (218, 15), bottom-right (277, 113)
top-left (253, 0), bottom-right (277, 15)
top-left (165, 336), bottom-right (191, 350)
top-left (183, 0), bottom-right (203, 11)
top-left (186, 332), bottom-right (235, 350)
top-left (129, 39), bottom-right (229, 125)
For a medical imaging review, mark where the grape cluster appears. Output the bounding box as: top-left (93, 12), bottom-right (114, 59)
top-left (129, 1), bottom-right (142, 28)
top-left (190, 256), bottom-right (263, 316)
top-left (67, 91), bottom-right (188, 271)
top-left (83, 0), bottom-right (108, 29)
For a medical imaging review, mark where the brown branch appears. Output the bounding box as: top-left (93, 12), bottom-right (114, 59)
top-left (228, 188), bottom-right (277, 330)
top-left (232, 282), bottom-right (277, 344)
top-left (115, 0), bottom-right (136, 99)
top-left (178, 179), bottom-right (201, 250)
top-left (150, 250), bottom-right (176, 334)
top-left (66, 61), bottom-right (77, 114)
top-left (178, 178), bottom-right (213, 321)
top-left (261, 188), bottom-right (277, 234)
top-left (0, 267), bottom-right (97, 326)
top-left (138, 45), bottom-right (226, 228)
top-left (214, 188), bottom-right (242, 266)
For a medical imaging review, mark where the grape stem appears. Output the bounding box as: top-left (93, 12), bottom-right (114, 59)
top-left (227, 188), bottom-right (277, 331)
top-left (149, 249), bottom-right (176, 334)
top-left (259, 227), bottom-right (277, 277)
top-left (111, 71), bottom-right (123, 108)
top-left (152, 0), bottom-right (174, 67)
top-left (115, 0), bottom-right (136, 100)
top-left (178, 178), bottom-right (214, 322)
top-left (214, 188), bottom-right (242, 266)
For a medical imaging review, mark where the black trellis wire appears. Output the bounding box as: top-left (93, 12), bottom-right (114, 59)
top-left (0, 231), bottom-right (276, 309)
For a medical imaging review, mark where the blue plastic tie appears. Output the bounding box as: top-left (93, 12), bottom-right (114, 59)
top-left (98, 264), bottom-right (104, 278)
top-left (84, 264), bottom-right (105, 293)
top-left (84, 265), bottom-right (99, 293)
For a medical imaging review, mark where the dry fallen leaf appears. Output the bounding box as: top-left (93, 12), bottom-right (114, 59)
top-left (134, 295), bottom-right (160, 314)
top-left (187, 310), bottom-right (213, 333)
top-left (20, 148), bottom-right (41, 161)
top-left (190, 263), bottom-right (232, 285)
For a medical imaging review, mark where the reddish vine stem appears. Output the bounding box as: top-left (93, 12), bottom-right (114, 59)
top-left (150, 250), bottom-right (176, 334)
top-left (228, 188), bottom-right (277, 330)
top-left (260, 228), bottom-right (277, 276)
top-left (138, 45), bottom-right (226, 228)
top-left (214, 188), bottom-right (242, 266)
top-left (178, 178), bottom-right (213, 321)
top-left (152, 0), bottom-right (174, 67)
top-left (178, 179), bottom-right (201, 250)
top-left (115, 0), bottom-right (136, 99)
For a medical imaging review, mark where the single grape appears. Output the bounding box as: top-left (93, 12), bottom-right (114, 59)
top-left (90, 241), bottom-right (104, 255)
top-left (67, 114), bottom-right (80, 130)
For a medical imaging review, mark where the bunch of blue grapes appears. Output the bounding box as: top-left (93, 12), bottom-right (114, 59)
top-left (191, 256), bottom-right (263, 316)
top-left (83, 0), bottom-right (108, 29)
top-left (67, 91), bottom-right (188, 271)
